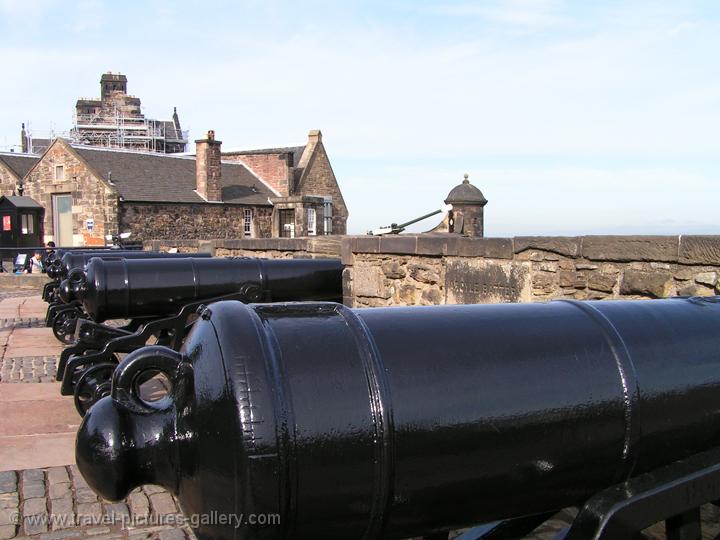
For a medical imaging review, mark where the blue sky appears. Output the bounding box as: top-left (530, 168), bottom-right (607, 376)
top-left (0, 0), bottom-right (718, 235)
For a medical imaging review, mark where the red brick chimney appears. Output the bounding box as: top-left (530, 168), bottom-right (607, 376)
top-left (195, 130), bottom-right (222, 202)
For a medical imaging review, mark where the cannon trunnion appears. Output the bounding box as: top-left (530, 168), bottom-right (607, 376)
top-left (76, 297), bottom-right (720, 540)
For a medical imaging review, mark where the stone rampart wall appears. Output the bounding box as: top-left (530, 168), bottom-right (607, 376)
top-left (341, 235), bottom-right (720, 307)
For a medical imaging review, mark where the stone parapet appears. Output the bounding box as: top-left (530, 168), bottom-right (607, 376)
top-left (144, 236), bottom-right (342, 259)
top-left (341, 235), bottom-right (720, 307)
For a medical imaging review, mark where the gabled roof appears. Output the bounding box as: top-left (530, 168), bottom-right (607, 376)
top-left (0, 153), bottom-right (40, 179)
top-left (72, 146), bottom-right (274, 205)
top-left (0, 195), bottom-right (43, 209)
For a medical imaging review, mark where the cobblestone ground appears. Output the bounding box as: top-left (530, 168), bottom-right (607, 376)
top-left (0, 357), bottom-right (57, 383)
top-left (0, 467), bottom-right (194, 540)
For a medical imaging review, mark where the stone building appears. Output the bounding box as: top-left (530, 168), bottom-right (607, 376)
top-left (222, 130), bottom-right (348, 235)
top-left (14, 129), bottom-right (347, 246)
top-left (69, 73), bottom-right (187, 154)
top-left (0, 153), bottom-right (38, 196)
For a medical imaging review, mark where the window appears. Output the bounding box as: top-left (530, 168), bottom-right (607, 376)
top-left (243, 209), bottom-right (253, 237)
top-left (54, 165), bottom-right (64, 181)
top-left (21, 214), bottom-right (34, 235)
top-left (307, 208), bottom-right (316, 236)
top-left (323, 198), bottom-right (333, 235)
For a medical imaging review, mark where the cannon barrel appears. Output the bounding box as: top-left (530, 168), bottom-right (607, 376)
top-left (76, 297), bottom-right (720, 540)
top-left (66, 257), bottom-right (343, 322)
top-left (45, 250), bottom-right (145, 279)
top-left (50, 251), bottom-right (212, 281)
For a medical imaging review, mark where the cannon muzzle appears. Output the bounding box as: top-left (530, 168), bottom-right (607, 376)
top-left (77, 297), bottom-right (720, 540)
top-left (58, 269), bottom-right (87, 303)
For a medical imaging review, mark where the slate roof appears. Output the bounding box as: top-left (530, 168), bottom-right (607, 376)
top-left (0, 153), bottom-right (40, 178)
top-left (0, 195), bottom-right (43, 209)
top-left (161, 121), bottom-right (186, 142)
top-left (73, 146), bottom-right (274, 205)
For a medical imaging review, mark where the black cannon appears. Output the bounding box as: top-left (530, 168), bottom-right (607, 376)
top-left (59, 256), bottom-right (343, 415)
top-left (42, 249), bottom-right (142, 301)
top-left (77, 297), bottom-right (720, 540)
top-left (45, 251), bottom-right (213, 339)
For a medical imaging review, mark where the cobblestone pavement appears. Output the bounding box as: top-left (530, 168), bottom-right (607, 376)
top-left (0, 357), bottom-right (57, 383)
top-left (0, 466), bottom-right (194, 540)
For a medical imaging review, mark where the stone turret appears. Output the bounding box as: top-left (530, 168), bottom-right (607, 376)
top-left (440, 174), bottom-right (488, 237)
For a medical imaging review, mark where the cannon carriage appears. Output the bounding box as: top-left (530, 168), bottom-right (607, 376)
top-left (76, 296), bottom-right (720, 540)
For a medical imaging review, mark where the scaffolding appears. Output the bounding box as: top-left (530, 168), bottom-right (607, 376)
top-left (70, 106), bottom-right (188, 153)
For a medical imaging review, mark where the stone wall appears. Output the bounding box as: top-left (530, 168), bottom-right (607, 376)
top-left (23, 142), bottom-right (117, 245)
top-left (144, 236), bottom-right (342, 259)
top-left (296, 142), bottom-right (348, 234)
top-left (0, 162), bottom-right (19, 196)
top-left (121, 203), bottom-right (272, 243)
top-left (342, 235), bottom-right (720, 307)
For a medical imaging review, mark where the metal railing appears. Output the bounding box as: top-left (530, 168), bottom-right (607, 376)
top-left (0, 245), bottom-right (142, 273)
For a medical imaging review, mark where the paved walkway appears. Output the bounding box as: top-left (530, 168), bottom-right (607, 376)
top-left (0, 383), bottom-right (78, 472)
top-left (0, 296), bottom-right (193, 540)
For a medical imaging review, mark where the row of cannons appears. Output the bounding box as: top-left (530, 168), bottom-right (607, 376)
top-left (40, 248), bottom-right (720, 540)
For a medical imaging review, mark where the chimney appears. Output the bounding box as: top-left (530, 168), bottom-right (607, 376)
top-left (195, 130), bottom-right (222, 202)
top-left (296, 129), bottom-right (322, 170)
top-left (21, 123), bottom-right (27, 154)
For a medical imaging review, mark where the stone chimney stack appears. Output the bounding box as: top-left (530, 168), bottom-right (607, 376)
top-left (21, 123), bottom-right (28, 154)
top-left (296, 129), bottom-right (322, 170)
top-left (195, 130), bottom-right (222, 202)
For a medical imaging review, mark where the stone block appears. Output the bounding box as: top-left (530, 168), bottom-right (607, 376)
top-left (48, 482), bottom-right (70, 500)
top-left (446, 259), bottom-right (531, 304)
top-left (679, 236), bottom-right (720, 265)
top-left (381, 261), bottom-right (406, 279)
top-left (21, 482), bottom-right (45, 500)
top-left (352, 267), bottom-right (389, 299)
top-left (352, 236), bottom-right (380, 254)
top-left (340, 238), bottom-right (354, 266)
top-left (49, 497), bottom-right (74, 529)
top-left (39, 530), bottom-right (82, 540)
top-left (22, 497), bottom-right (46, 517)
top-left (420, 288), bottom-right (443, 305)
top-left (0, 473), bottom-right (16, 495)
top-left (588, 272), bottom-right (617, 293)
top-left (127, 492), bottom-right (149, 519)
top-left (582, 236), bottom-right (678, 262)
top-left (379, 236), bottom-right (417, 255)
top-left (76, 502), bottom-right (102, 521)
top-left (417, 236), bottom-right (455, 256)
top-left (677, 283), bottom-right (716, 297)
top-left (0, 494), bottom-right (18, 510)
top-left (149, 493), bottom-right (177, 517)
top-left (21, 470), bottom-right (44, 484)
top-left (158, 529), bottom-right (186, 540)
top-left (695, 271), bottom-right (718, 287)
top-left (408, 263), bottom-right (440, 285)
top-left (514, 236), bottom-right (581, 257)
top-left (103, 502), bottom-right (129, 521)
top-left (0, 508), bottom-right (18, 527)
top-left (397, 284), bottom-right (417, 305)
top-left (620, 270), bottom-right (673, 298)
top-left (75, 488), bottom-right (98, 503)
top-left (0, 525), bottom-right (16, 540)
top-left (452, 237), bottom-right (513, 259)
